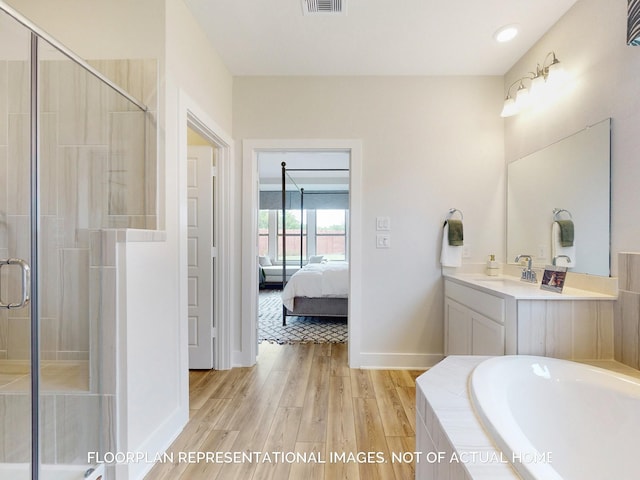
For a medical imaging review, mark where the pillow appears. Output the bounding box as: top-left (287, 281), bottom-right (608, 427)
top-left (259, 255), bottom-right (272, 266)
top-left (308, 255), bottom-right (324, 264)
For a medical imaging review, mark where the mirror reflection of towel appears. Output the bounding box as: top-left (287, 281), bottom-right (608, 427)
top-left (555, 220), bottom-right (574, 247)
top-left (552, 222), bottom-right (576, 268)
top-left (447, 219), bottom-right (464, 246)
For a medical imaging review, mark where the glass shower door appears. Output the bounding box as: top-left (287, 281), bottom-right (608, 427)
top-left (0, 8), bottom-right (35, 479)
top-left (1, 8), bottom-right (108, 479)
top-left (1, 3), bottom-right (151, 478)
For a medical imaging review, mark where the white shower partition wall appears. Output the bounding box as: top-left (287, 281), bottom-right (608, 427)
top-left (0, 3), bottom-right (155, 480)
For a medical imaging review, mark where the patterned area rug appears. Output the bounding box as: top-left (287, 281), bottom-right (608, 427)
top-left (259, 289), bottom-right (347, 344)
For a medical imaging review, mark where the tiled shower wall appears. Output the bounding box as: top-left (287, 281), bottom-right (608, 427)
top-left (615, 252), bottom-right (640, 370)
top-left (0, 56), bottom-right (156, 463)
top-left (0, 58), bottom-right (156, 361)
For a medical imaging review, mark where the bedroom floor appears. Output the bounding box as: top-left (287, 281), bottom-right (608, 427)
top-left (144, 342), bottom-right (425, 480)
top-left (258, 289), bottom-right (347, 344)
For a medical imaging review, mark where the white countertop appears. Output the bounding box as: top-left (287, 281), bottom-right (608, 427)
top-left (444, 273), bottom-right (617, 300)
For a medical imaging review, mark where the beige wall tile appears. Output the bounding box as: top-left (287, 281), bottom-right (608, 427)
top-left (40, 216), bottom-right (61, 319)
top-left (517, 301), bottom-right (547, 356)
top-left (0, 310), bottom-right (7, 353)
top-left (7, 114), bottom-right (29, 215)
top-left (0, 393), bottom-right (30, 462)
top-left (40, 113), bottom-right (59, 216)
top-left (619, 252), bottom-right (640, 294)
top-left (0, 147), bottom-right (7, 246)
top-left (58, 61), bottom-right (108, 146)
top-left (596, 301), bottom-right (615, 360)
top-left (572, 301), bottom-right (599, 359)
top-left (0, 61), bottom-right (7, 146)
top-left (40, 316), bottom-right (59, 361)
top-left (59, 248), bottom-right (90, 352)
top-left (90, 266), bottom-right (116, 394)
top-left (614, 295), bottom-right (623, 363)
top-left (40, 395), bottom-right (56, 464)
top-left (7, 61), bottom-right (28, 115)
top-left (619, 290), bottom-right (640, 369)
top-left (7, 316), bottom-right (30, 360)
top-left (544, 301), bottom-right (573, 359)
top-left (55, 394), bottom-right (102, 463)
top-left (108, 111), bottom-right (146, 215)
top-left (39, 60), bottom-right (60, 114)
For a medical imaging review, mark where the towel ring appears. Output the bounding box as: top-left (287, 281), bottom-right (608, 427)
top-left (553, 208), bottom-right (573, 221)
top-left (447, 208), bottom-right (463, 221)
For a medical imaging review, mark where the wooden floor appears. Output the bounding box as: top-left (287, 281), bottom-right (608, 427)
top-left (144, 342), bottom-right (425, 480)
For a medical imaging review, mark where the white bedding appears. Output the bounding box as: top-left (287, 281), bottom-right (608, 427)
top-left (281, 261), bottom-right (349, 311)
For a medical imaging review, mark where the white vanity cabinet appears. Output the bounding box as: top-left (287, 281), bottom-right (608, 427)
top-left (444, 280), bottom-right (505, 356)
top-left (443, 274), bottom-right (617, 360)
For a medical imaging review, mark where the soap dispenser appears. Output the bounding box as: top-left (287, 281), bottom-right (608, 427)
top-left (486, 254), bottom-right (499, 276)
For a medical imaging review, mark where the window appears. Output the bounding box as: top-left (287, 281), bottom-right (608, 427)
top-left (277, 209), bottom-right (307, 262)
top-left (316, 209), bottom-right (347, 260)
top-left (258, 210), bottom-right (270, 257)
top-left (258, 208), bottom-right (348, 263)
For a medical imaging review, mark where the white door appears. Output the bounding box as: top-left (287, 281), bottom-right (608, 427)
top-left (188, 146), bottom-right (216, 369)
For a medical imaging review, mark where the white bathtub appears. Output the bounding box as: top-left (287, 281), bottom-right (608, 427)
top-left (470, 356), bottom-right (640, 480)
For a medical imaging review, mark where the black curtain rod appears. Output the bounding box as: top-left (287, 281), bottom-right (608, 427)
top-left (284, 168), bottom-right (349, 172)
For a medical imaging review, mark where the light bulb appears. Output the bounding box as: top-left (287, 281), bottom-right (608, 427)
top-left (515, 84), bottom-right (530, 109)
top-left (500, 97), bottom-right (518, 117)
top-left (529, 74), bottom-right (546, 100)
top-left (545, 61), bottom-right (567, 89)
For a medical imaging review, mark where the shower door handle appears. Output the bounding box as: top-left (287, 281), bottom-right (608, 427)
top-left (0, 258), bottom-right (31, 309)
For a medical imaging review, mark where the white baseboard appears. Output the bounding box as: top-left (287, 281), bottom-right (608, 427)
top-left (232, 349), bottom-right (255, 367)
top-left (235, 347), bottom-right (442, 370)
top-left (123, 407), bottom-right (188, 480)
top-left (355, 352), bottom-right (443, 370)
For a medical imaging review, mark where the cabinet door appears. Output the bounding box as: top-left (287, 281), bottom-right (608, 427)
top-left (444, 299), bottom-right (471, 355)
top-left (472, 313), bottom-right (505, 355)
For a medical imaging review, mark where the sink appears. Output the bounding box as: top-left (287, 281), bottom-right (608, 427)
top-left (474, 277), bottom-right (532, 287)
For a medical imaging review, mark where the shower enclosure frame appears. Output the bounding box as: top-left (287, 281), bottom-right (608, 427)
top-left (0, 2), bottom-right (148, 479)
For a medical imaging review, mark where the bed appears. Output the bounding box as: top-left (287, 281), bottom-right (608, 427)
top-left (281, 261), bottom-right (349, 325)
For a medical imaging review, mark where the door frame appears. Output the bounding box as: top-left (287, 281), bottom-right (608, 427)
top-left (178, 90), bottom-right (233, 371)
top-left (240, 139), bottom-right (363, 367)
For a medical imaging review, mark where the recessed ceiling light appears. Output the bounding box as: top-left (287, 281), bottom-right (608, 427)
top-left (494, 24), bottom-right (519, 43)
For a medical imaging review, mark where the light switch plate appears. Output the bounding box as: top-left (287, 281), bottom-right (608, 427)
top-left (376, 234), bottom-right (390, 248)
top-left (537, 244), bottom-right (548, 259)
top-left (376, 216), bottom-right (391, 231)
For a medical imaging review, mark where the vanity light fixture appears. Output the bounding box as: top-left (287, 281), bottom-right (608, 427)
top-left (500, 51), bottom-right (565, 117)
top-left (500, 76), bottom-right (533, 117)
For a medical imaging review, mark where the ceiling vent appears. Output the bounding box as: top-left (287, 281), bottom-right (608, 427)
top-left (302, 0), bottom-right (346, 15)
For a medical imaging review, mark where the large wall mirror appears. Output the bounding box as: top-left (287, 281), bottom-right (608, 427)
top-left (507, 118), bottom-right (611, 276)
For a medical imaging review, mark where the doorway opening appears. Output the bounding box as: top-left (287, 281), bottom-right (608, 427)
top-left (179, 99), bottom-right (233, 373)
top-left (257, 151), bottom-right (350, 345)
top-left (241, 139), bottom-right (363, 368)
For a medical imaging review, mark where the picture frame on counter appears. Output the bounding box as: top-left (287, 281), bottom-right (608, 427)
top-left (540, 265), bottom-right (568, 293)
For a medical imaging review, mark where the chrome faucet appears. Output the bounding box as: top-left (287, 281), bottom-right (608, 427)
top-left (515, 254), bottom-right (537, 283)
top-left (552, 255), bottom-right (572, 265)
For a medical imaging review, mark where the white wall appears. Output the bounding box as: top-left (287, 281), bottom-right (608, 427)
top-left (234, 76), bottom-right (505, 363)
top-left (4, 0), bottom-right (163, 60)
top-left (504, 0), bottom-right (640, 275)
